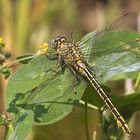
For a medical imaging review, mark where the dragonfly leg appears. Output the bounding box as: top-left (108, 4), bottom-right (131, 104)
top-left (56, 55), bottom-right (66, 73)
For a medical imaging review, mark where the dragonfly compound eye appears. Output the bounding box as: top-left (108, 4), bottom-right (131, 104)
top-left (50, 38), bottom-right (58, 49)
top-left (51, 38), bottom-right (57, 44)
top-left (60, 37), bottom-right (66, 43)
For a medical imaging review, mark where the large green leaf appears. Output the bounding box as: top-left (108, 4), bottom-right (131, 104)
top-left (6, 54), bottom-right (86, 124)
top-left (80, 30), bottom-right (140, 82)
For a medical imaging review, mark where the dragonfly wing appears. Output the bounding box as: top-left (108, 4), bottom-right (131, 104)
top-left (78, 13), bottom-right (138, 54)
top-left (7, 55), bottom-right (57, 90)
top-left (80, 30), bottom-right (140, 83)
top-left (6, 54), bottom-right (67, 108)
top-left (26, 68), bottom-right (86, 104)
top-left (30, 75), bottom-right (86, 124)
top-left (107, 13), bottom-right (137, 31)
top-left (6, 54), bottom-right (87, 124)
top-left (7, 63), bottom-right (87, 124)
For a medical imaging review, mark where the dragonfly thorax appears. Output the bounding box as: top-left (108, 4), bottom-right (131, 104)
top-left (51, 36), bottom-right (84, 64)
top-left (56, 41), bottom-right (89, 76)
top-left (58, 42), bottom-right (84, 64)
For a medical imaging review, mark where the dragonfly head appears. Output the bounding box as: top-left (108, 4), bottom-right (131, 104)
top-left (51, 36), bottom-right (67, 48)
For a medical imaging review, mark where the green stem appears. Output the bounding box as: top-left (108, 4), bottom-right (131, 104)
top-left (134, 71), bottom-right (140, 90)
top-left (98, 110), bottom-right (104, 140)
top-left (0, 55), bottom-right (35, 71)
top-left (9, 55), bottom-right (35, 67)
top-left (3, 126), bottom-right (9, 140)
top-left (84, 101), bottom-right (90, 140)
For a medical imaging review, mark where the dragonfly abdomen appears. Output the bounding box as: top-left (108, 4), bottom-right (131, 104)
top-left (82, 67), bottom-right (134, 136)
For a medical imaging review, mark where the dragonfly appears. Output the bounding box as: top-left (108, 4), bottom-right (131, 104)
top-left (50, 39), bottom-right (133, 135)
top-left (48, 13), bottom-right (140, 136)
top-left (6, 13), bottom-right (140, 136)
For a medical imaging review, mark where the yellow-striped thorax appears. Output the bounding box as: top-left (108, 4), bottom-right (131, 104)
top-left (51, 36), bottom-right (87, 75)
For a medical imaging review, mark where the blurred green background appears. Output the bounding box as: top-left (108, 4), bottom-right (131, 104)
top-left (0, 0), bottom-right (140, 140)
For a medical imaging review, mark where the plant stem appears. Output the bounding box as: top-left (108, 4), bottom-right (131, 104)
top-left (0, 55), bottom-right (35, 72)
top-left (85, 101), bottom-right (90, 140)
top-left (98, 110), bottom-right (104, 140)
top-left (0, 77), bottom-right (7, 140)
top-left (134, 71), bottom-right (140, 90)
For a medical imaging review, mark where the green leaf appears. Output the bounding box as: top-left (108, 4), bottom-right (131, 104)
top-left (6, 110), bottom-right (33, 140)
top-left (6, 54), bottom-right (87, 124)
top-left (80, 30), bottom-right (140, 82)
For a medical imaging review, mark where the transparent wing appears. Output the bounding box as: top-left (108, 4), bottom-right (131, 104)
top-left (6, 54), bottom-right (87, 108)
top-left (26, 70), bottom-right (86, 105)
top-left (29, 77), bottom-right (86, 124)
top-left (78, 13), bottom-right (138, 49)
top-left (7, 49), bottom-right (87, 94)
top-left (107, 13), bottom-right (137, 31)
top-left (7, 59), bottom-right (87, 124)
top-left (77, 13), bottom-right (140, 83)
top-left (80, 30), bottom-right (140, 83)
